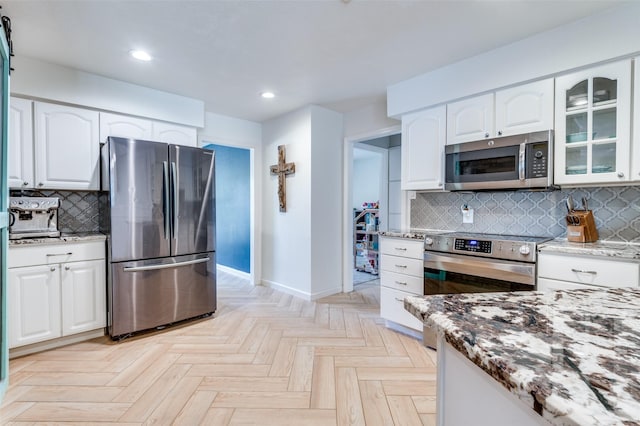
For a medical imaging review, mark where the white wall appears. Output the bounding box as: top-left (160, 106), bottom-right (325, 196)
top-left (199, 111), bottom-right (263, 285)
top-left (262, 105), bottom-right (344, 299)
top-left (343, 98), bottom-right (399, 139)
top-left (353, 151), bottom-right (382, 209)
top-left (310, 106), bottom-right (344, 298)
top-left (388, 2), bottom-right (640, 117)
top-left (11, 55), bottom-right (204, 127)
top-left (388, 146), bottom-right (402, 230)
top-left (262, 107), bottom-right (313, 297)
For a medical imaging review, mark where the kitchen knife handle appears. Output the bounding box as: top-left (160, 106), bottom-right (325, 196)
top-left (162, 161), bottom-right (170, 241)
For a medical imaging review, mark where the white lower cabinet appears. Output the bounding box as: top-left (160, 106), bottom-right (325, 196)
top-left (379, 237), bottom-right (424, 331)
top-left (537, 252), bottom-right (639, 291)
top-left (8, 241), bottom-right (106, 350)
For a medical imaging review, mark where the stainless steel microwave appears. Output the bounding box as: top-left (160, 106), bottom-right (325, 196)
top-left (444, 130), bottom-right (553, 191)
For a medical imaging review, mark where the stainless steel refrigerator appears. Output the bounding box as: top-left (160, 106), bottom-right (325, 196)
top-left (101, 137), bottom-right (216, 339)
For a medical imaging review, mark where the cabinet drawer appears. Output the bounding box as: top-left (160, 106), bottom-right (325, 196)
top-left (537, 277), bottom-right (600, 292)
top-left (9, 241), bottom-right (106, 268)
top-left (379, 237), bottom-right (424, 259)
top-left (380, 286), bottom-right (423, 331)
top-left (538, 253), bottom-right (639, 288)
top-left (380, 254), bottom-right (423, 277)
top-left (380, 270), bottom-right (423, 294)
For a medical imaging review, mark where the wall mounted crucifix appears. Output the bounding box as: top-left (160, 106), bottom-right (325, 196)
top-left (269, 145), bottom-right (296, 212)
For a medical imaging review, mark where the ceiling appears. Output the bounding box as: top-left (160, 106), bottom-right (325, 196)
top-left (2, 0), bottom-right (625, 123)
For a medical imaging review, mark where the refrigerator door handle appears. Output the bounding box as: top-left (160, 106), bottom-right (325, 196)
top-left (123, 257), bottom-right (210, 272)
top-left (162, 161), bottom-right (170, 240)
top-left (171, 161), bottom-right (178, 240)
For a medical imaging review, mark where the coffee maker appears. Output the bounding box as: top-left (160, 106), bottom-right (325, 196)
top-left (9, 197), bottom-right (61, 239)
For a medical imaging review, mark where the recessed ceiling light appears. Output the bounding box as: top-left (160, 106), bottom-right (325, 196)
top-left (130, 50), bottom-right (152, 61)
top-left (261, 91), bottom-right (275, 99)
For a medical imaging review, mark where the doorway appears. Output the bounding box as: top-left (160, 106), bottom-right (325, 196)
top-left (202, 143), bottom-right (252, 281)
top-left (343, 126), bottom-right (404, 293)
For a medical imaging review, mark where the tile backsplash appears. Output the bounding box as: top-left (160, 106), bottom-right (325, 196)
top-left (411, 186), bottom-right (640, 243)
top-left (39, 190), bottom-right (101, 234)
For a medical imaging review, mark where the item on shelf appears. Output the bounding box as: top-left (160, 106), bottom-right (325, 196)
top-left (353, 208), bottom-right (379, 274)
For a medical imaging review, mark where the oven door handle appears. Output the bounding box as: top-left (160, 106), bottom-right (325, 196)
top-left (424, 251), bottom-right (535, 286)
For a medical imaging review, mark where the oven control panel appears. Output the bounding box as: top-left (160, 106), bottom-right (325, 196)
top-left (454, 238), bottom-right (492, 254)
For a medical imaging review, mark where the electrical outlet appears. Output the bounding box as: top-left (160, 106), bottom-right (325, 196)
top-left (462, 208), bottom-right (474, 224)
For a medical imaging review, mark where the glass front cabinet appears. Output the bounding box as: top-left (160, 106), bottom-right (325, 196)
top-left (554, 60), bottom-right (632, 185)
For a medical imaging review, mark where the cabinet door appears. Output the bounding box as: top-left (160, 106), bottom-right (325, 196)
top-left (34, 102), bottom-right (100, 190)
top-left (152, 122), bottom-right (197, 147)
top-left (380, 286), bottom-right (423, 331)
top-left (8, 265), bottom-right (61, 348)
top-left (99, 112), bottom-right (152, 143)
top-left (401, 106), bottom-right (446, 190)
top-left (554, 60), bottom-right (631, 185)
top-left (495, 79), bottom-right (554, 137)
top-left (8, 98), bottom-right (33, 189)
top-left (61, 259), bottom-right (106, 336)
top-left (633, 56), bottom-right (640, 181)
top-left (446, 93), bottom-right (494, 144)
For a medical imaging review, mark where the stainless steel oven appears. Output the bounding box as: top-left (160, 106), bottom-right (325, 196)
top-left (423, 232), bottom-right (550, 295)
top-left (421, 232), bottom-right (550, 348)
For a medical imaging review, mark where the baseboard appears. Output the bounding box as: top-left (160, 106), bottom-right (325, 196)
top-left (260, 280), bottom-right (342, 301)
top-left (216, 264), bottom-right (251, 280)
top-left (9, 328), bottom-right (107, 359)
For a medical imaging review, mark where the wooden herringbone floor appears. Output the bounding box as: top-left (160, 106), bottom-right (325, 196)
top-left (0, 271), bottom-right (437, 425)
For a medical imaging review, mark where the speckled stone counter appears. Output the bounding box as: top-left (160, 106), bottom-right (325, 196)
top-left (9, 233), bottom-right (106, 246)
top-left (539, 239), bottom-right (640, 260)
top-left (405, 289), bottom-right (640, 425)
top-left (379, 229), bottom-right (450, 241)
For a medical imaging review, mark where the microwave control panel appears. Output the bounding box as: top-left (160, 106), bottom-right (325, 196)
top-left (526, 141), bottom-right (548, 178)
top-left (454, 238), bottom-right (492, 254)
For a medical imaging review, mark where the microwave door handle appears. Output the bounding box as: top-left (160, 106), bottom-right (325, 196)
top-left (518, 142), bottom-right (526, 180)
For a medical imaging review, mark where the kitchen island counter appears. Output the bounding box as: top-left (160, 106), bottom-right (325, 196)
top-left (405, 289), bottom-right (640, 425)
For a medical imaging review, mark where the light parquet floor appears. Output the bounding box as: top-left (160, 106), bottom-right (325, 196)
top-left (1, 271), bottom-right (437, 425)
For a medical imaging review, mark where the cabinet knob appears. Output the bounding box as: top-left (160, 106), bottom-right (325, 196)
top-left (617, 172), bottom-right (625, 178)
top-left (22, 181), bottom-right (28, 186)
top-left (38, 182), bottom-right (44, 186)
top-left (50, 267), bottom-right (56, 272)
top-left (498, 130), bottom-right (503, 136)
top-left (65, 266), bottom-right (70, 270)
top-left (484, 132), bottom-right (490, 138)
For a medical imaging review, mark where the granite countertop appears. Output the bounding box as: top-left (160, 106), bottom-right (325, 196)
top-left (539, 239), bottom-right (640, 260)
top-left (405, 289), bottom-right (640, 425)
top-left (9, 232), bottom-right (106, 246)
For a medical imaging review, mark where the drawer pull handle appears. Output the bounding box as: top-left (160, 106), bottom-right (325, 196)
top-left (395, 281), bottom-right (407, 285)
top-left (394, 264), bottom-right (407, 268)
top-left (395, 298), bottom-right (404, 302)
top-left (394, 247), bottom-right (407, 251)
top-left (571, 268), bottom-right (597, 275)
top-left (46, 252), bottom-right (73, 256)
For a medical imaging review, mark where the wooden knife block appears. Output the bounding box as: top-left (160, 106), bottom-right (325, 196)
top-left (567, 210), bottom-right (598, 243)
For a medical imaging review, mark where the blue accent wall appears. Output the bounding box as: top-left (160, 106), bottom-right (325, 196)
top-left (203, 143), bottom-right (251, 273)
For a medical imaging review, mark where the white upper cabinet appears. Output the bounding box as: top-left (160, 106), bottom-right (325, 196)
top-left (99, 112), bottom-right (152, 143)
top-left (495, 79), bottom-right (554, 137)
top-left (152, 122), bottom-right (197, 147)
top-left (632, 57), bottom-right (640, 181)
top-left (34, 102), bottom-right (100, 190)
top-left (554, 60), bottom-right (631, 185)
top-left (401, 105), bottom-right (446, 191)
top-left (8, 98), bottom-right (34, 189)
top-left (447, 80), bottom-right (554, 145)
top-left (446, 93), bottom-right (494, 145)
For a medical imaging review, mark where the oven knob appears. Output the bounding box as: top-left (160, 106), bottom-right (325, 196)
top-left (519, 245), bottom-right (531, 255)
top-left (425, 237), bottom-right (434, 246)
